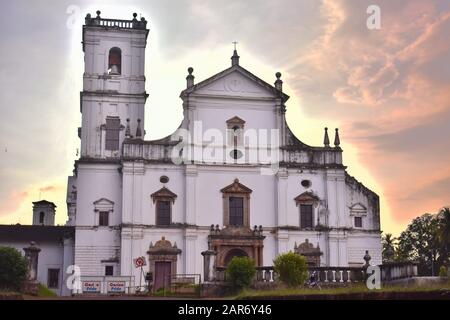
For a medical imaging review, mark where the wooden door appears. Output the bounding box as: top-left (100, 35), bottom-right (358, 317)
top-left (154, 261), bottom-right (171, 291)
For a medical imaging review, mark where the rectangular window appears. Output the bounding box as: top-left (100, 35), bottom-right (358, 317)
top-left (47, 269), bottom-right (60, 289)
top-left (99, 211), bottom-right (109, 226)
top-left (355, 216), bottom-right (363, 228)
top-left (229, 197), bottom-right (244, 226)
top-left (105, 117), bottom-right (120, 151)
top-left (156, 201), bottom-right (171, 226)
top-left (105, 265), bottom-right (114, 276)
top-left (300, 204), bottom-right (313, 229)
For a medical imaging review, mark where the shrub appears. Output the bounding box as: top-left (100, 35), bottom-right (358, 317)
top-left (439, 266), bottom-right (448, 278)
top-left (273, 252), bottom-right (308, 287)
top-left (226, 257), bottom-right (256, 290)
top-left (0, 246), bottom-right (28, 291)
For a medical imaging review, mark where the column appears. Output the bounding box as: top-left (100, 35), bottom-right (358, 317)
top-left (201, 249), bottom-right (217, 282)
top-left (276, 168), bottom-right (288, 226)
top-left (185, 164), bottom-right (198, 225)
top-left (23, 242), bottom-right (41, 295)
top-left (277, 230), bottom-right (289, 255)
top-left (184, 230), bottom-right (198, 274)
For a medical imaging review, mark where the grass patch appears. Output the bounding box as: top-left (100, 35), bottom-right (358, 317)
top-left (235, 280), bottom-right (450, 299)
top-left (38, 284), bottom-right (57, 297)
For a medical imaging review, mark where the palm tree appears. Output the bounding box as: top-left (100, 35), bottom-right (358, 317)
top-left (382, 233), bottom-right (396, 262)
top-left (437, 207), bottom-right (450, 265)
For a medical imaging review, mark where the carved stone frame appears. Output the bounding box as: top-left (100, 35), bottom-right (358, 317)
top-left (151, 187), bottom-right (177, 226)
top-left (294, 191), bottom-right (320, 229)
top-left (147, 237), bottom-right (181, 287)
top-left (220, 179), bottom-right (252, 227)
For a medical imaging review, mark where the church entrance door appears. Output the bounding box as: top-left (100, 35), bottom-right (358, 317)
top-left (224, 248), bottom-right (248, 266)
top-left (154, 261), bottom-right (171, 291)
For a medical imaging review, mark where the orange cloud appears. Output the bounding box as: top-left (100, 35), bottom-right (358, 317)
top-left (39, 185), bottom-right (56, 192)
top-left (1, 190), bottom-right (28, 215)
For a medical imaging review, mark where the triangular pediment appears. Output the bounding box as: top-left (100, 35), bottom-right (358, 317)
top-left (226, 116), bottom-right (246, 126)
top-left (181, 65), bottom-right (289, 101)
top-left (151, 187), bottom-right (177, 203)
top-left (93, 198), bottom-right (114, 205)
top-left (220, 178), bottom-right (252, 194)
top-left (294, 192), bottom-right (319, 204)
top-left (349, 203), bottom-right (367, 211)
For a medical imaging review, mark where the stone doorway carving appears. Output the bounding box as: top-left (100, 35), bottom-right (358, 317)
top-left (147, 237), bottom-right (181, 290)
top-left (209, 225), bottom-right (265, 267)
top-left (223, 248), bottom-right (248, 266)
top-left (294, 239), bottom-right (322, 267)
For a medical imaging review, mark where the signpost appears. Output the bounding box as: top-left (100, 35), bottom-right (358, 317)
top-left (134, 256), bottom-right (146, 268)
top-left (133, 256), bottom-right (147, 291)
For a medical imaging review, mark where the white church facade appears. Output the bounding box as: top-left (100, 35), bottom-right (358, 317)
top-left (62, 11), bottom-right (382, 290)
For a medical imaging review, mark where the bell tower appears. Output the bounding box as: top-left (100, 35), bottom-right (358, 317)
top-left (80, 11), bottom-right (149, 158)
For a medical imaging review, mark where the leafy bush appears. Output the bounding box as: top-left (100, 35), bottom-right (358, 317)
top-left (0, 246), bottom-right (28, 291)
top-left (439, 266), bottom-right (448, 278)
top-left (226, 257), bottom-right (256, 290)
top-left (273, 252), bottom-right (308, 287)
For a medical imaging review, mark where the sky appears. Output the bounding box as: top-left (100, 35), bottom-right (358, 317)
top-left (0, 0), bottom-right (449, 235)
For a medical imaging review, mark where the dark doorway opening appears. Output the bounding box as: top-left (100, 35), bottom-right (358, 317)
top-left (224, 248), bottom-right (248, 266)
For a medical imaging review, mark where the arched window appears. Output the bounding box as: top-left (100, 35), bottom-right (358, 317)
top-left (108, 47), bottom-right (121, 75)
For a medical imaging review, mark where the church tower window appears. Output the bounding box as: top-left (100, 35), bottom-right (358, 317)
top-left (105, 117), bottom-right (120, 151)
top-left (226, 116), bottom-right (245, 161)
top-left (39, 212), bottom-right (45, 224)
top-left (108, 47), bottom-right (121, 75)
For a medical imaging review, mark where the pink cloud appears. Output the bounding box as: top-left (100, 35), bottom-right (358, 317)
top-left (0, 190), bottom-right (29, 215)
top-left (290, 0), bottom-right (450, 226)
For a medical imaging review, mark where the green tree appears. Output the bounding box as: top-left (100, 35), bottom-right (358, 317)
top-left (382, 233), bottom-right (397, 262)
top-left (273, 252), bottom-right (308, 287)
top-left (437, 207), bottom-right (450, 266)
top-left (226, 257), bottom-right (256, 290)
top-left (0, 246), bottom-right (28, 291)
top-left (397, 213), bottom-right (440, 275)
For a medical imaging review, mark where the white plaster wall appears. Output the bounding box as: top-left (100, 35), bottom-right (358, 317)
top-left (347, 232), bottom-right (382, 266)
top-left (195, 166), bottom-right (277, 227)
top-left (285, 170), bottom-right (327, 227)
top-left (76, 163), bottom-right (122, 226)
top-left (0, 240), bottom-right (74, 296)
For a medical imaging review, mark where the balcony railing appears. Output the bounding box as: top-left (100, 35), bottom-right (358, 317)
top-left (85, 11), bottom-right (148, 30)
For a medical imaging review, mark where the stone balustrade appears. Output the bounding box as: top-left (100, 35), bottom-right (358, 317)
top-left (379, 262), bottom-right (418, 281)
top-left (214, 266), bottom-right (366, 283)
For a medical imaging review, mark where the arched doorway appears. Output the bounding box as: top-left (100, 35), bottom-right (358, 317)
top-left (224, 248), bottom-right (248, 266)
